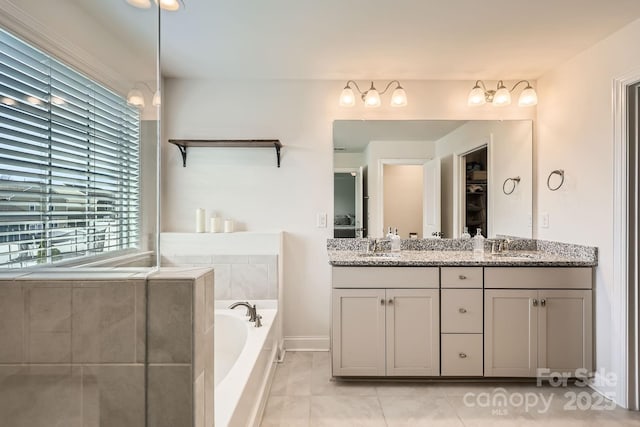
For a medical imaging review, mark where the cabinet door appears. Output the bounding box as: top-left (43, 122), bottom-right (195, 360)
top-left (538, 290), bottom-right (593, 374)
top-left (332, 289), bottom-right (386, 376)
top-left (386, 289), bottom-right (440, 376)
top-left (485, 290), bottom-right (538, 377)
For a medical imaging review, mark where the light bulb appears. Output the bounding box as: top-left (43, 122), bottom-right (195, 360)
top-left (339, 86), bottom-right (355, 107)
top-left (126, 0), bottom-right (152, 8)
top-left (518, 86), bottom-right (538, 106)
top-left (127, 89), bottom-right (145, 108)
top-left (26, 96), bottom-right (42, 105)
top-left (492, 85), bottom-right (511, 106)
top-left (467, 86), bottom-right (486, 106)
top-left (152, 90), bottom-right (161, 107)
top-left (155, 0), bottom-right (180, 11)
top-left (390, 87), bottom-right (407, 107)
top-left (51, 96), bottom-right (65, 105)
top-left (364, 88), bottom-right (381, 108)
top-left (1, 97), bottom-right (16, 106)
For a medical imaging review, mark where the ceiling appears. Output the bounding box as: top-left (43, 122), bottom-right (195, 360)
top-left (69, 0), bottom-right (640, 80)
top-left (333, 120), bottom-right (465, 152)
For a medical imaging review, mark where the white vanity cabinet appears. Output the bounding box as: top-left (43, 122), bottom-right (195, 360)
top-left (331, 267), bottom-right (440, 377)
top-left (440, 267), bottom-right (484, 376)
top-left (484, 268), bottom-right (593, 377)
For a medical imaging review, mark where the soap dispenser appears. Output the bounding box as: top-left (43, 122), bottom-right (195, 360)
top-left (472, 228), bottom-right (485, 256)
top-left (461, 226), bottom-right (471, 239)
top-left (391, 228), bottom-right (401, 253)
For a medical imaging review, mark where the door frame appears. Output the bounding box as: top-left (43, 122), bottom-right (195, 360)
top-left (376, 158), bottom-right (430, 238)
top-left (613, 70), bottom-right (640, 409)
top-left (453, 139), bottom-right (491, 238)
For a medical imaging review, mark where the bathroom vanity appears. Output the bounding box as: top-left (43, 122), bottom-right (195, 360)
top-left (328, 243), bottom-right (596, 379)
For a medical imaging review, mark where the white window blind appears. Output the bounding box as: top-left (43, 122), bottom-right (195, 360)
top-left (0, 28), bottom-right (140, 268)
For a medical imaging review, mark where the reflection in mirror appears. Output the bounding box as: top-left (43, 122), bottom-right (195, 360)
top-left (333, 120), bottom-right (532, 239)
top-left (0, 1), bottom-right (160, 268)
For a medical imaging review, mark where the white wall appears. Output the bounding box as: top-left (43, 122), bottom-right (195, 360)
top-left (436, 120), bottom-right (533, 238)
top-left (536, 17), bottom-right (640, 405)
top-left (334, 152), bottom-right (364, 169)
top-left (162, 79), bottom-right (534, 347)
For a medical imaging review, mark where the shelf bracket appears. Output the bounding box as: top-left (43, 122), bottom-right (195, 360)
top-left (274, 143), bottom-right (281, 168)
top-left (176, 144), bottom-right (187, 167)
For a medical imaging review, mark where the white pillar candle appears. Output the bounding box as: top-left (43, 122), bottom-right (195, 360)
top-left (210, 217), bottom-right (222, 233)
top-left (195, 208), bottom-right (206, 233)
top-left (224, 219), bottom-right (234, 233)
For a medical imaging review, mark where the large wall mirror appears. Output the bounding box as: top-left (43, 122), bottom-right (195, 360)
top-left (333, 120), bottom-right (533, 239)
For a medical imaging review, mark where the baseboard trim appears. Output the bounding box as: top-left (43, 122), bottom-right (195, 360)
top-left (283, 336), bottom-right (330, 351)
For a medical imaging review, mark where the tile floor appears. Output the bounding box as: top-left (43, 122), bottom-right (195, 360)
top-left (260, 351), bottom-right (640, 427)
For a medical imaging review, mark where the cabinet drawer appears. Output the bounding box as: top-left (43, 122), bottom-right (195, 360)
top-left (484, 267), bottom-right (592, 289)
top-left (332, 267), bottom-right (439, 288)
top-left (441, 267), bottom-right (483, 288)
top-left (441, 289), bottom-right (483, 333)
top-left (441, 334), bottom-right (483, 376)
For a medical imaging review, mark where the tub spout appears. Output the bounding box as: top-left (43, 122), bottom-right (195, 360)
top-left (229, 301), bottom-right (257, 322)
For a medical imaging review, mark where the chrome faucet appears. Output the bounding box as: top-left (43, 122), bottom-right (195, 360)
top-left (367, 238), bottom-right (380, 253)
top-left (229, 301), bottom-right (258, 322)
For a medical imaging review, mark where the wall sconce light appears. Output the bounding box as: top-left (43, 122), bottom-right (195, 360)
top-left (127, 83), bottom-right (161, 108)
top-left (125, 0), bottom-right (183, 11)
top-left (339, 80), bottom-right (407, 108)
top-left (468, 80), bottom-right (537, 107)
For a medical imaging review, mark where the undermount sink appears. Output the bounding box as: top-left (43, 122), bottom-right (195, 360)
top-left (358, 252), bottom-right (401, 259)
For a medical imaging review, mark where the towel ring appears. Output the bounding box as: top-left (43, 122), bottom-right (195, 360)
top-left (502, 176), bottom-right (521, 195)
top-left (547, 169), bottom-right (565, 191)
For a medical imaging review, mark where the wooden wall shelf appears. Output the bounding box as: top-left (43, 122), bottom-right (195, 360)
top-left (168, 139), bottom-right (282, 167)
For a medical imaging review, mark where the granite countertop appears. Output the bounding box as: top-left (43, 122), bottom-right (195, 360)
top-left (327, 250), bottom-right (597, 267)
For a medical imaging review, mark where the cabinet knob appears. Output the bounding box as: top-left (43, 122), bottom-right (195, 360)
top-left (388, 298), bottom-right (394, 304)
top-left (380, 298), bottom-right (385, 305)
top-left (541, 299), bottom-right (546, 307)
top-left (459, 275), bottom-right (467, 280)
top-left (458, 307), bottom-right (467, 314)
top-left (532, 299), bottom-right (538, 307)
top-left (459, 352), bottom-right (467, 359)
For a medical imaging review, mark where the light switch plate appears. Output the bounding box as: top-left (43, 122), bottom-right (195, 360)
top-left (317, 212), bottom-right (327, 228)
top-left (541, 212), bottom-right (549, 228)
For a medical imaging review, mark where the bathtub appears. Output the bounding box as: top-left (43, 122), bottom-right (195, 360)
top-left (214, 300), bottom-right (279, 427)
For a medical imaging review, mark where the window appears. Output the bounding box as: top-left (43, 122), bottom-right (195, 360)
top-left (0, 28), bottom-right (140, 268)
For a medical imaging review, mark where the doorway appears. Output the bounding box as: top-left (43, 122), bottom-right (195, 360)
top-left (462, 146), bottom-right (488, 237)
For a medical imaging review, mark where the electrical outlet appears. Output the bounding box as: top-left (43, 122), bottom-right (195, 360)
top-left (316, 212), bottom-right (327, 228)
top-left (541, 212), bottom-right (549, 228)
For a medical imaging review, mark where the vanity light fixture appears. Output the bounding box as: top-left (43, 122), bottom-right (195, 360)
top-left (127, 82), bottom-right (161, 108)
top-left (468, 80), bottom-right (537, 107)
top-left (339, 80), bottom-right (407, 108)
top-left (125, 0), bottom-right (183, 11)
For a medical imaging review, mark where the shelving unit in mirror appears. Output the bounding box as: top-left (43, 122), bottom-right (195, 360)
top-left (168, 139), bottom-right (283, 167)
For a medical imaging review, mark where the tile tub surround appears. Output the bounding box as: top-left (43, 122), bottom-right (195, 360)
top-left (260, 352), bottom-right (640, 427)
top-left (161, 253), bottom-right (279, 300)
top-left (0, 273), bottom-right (147, 427)
top-left (0, 267), bottom-right (214, 427)
top-left (160, 231), bottom-right (283, 300)
top-left (147, 268), bottom-right (215, 427)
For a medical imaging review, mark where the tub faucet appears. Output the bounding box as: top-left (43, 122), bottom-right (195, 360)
top-left (229, 301), bottom-right (258, 322)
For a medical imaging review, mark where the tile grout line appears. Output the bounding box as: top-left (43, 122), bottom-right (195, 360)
top-left (374, 387), bottom-right (390, 427)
